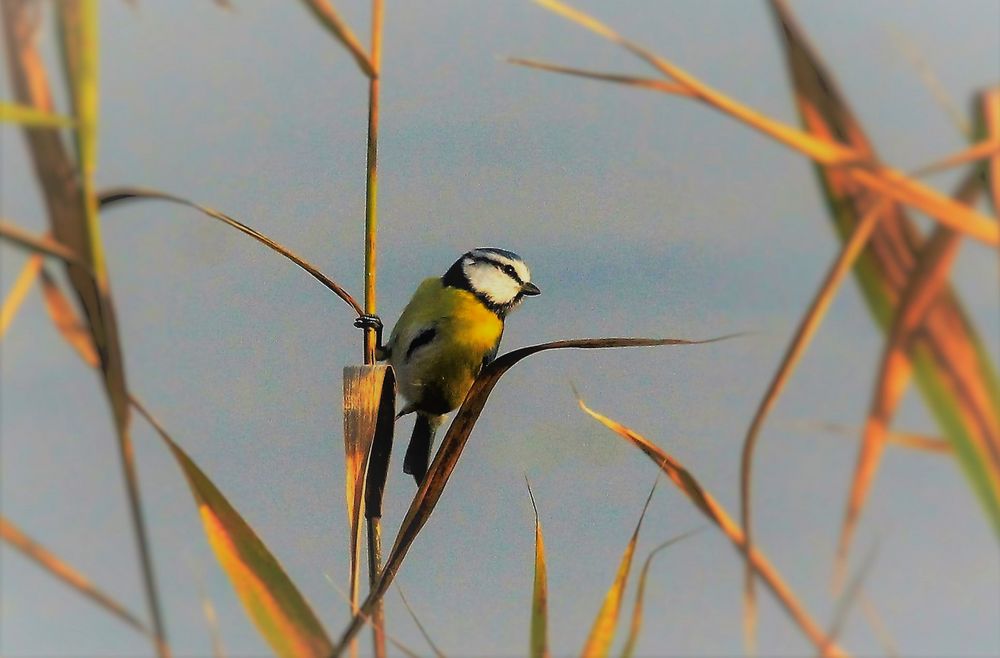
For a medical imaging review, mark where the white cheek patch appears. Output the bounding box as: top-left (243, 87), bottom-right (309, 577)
top-left (466, 263), bottom-right (521, 305)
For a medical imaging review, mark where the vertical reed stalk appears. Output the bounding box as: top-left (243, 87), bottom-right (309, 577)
top-left (363, 3), bottom-right (386, 658)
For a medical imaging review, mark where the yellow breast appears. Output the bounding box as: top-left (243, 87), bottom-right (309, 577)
top-left (388, 278), bottom-right (504, 413)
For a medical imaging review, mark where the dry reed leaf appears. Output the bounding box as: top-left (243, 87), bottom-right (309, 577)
top-left (2, 5), bottom-right (165, 652)
top-left (299, 0), bottom-right (376, 78)
top-left (768, 0), bottom-right (1000, 588)
top-left (342, 365), bottom-right (393, 643)
top-left (620, 528), bottom-right (702, 658)
top-left (0, 221), bottom-right (88, 268)
top-left (0, 516), bottom-right (151, 637)
top-left (506, 58), bottom-right (692, 96)
top-left (525, 478), bottom-right (549, 658)
top-left (527, 0), bottom-right (1000, 246)
top-left (131, 398), bottom-right (334, 658)
top-left (97, 188), bottom-right (363, 315)
top-left (581, 481), bottom-right (656, 658)
top-left (330, 335), bottom-right (739, 653)
top-left (0, 253), bottom-right (43, 337)
top-left (576, 398), bottom-right (847, 658)
top-left (397, 585), bottom-right (446, 658)
top-left (0, 101), bottom-right (74, 127)
top-left (737, 196), bottom-right (887, 646)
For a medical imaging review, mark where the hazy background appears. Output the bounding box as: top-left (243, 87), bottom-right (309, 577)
top-left (2, 1), bottom-right (999, 656)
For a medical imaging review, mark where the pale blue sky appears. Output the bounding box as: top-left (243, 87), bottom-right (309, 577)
top-left (2, 1), bottom-right (999, 656)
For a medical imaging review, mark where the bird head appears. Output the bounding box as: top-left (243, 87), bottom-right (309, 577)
top-left (442, 248), bottom-right (540, 316)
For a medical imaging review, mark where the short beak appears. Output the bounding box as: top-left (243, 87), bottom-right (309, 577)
top-left (520, 281), bottom-right (541, 296)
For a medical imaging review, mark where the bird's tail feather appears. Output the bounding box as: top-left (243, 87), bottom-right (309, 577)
top-left (403, 414), bottom-right (441, 486)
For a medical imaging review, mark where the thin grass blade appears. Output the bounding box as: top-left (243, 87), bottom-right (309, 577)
top-left (576, 398), bottom-right (847, 658)
top-left (322, 574), bottom-right (423, 658)
top-left (397, 585), bottom-right (446, 658)
top-left (910, 139), bottom-right (1000, 178)
top-left (619, 529), bottom-right (702, 658)
top-left (97, 187), bottom-right (363, 315)
top-left (1, 253), bottom-right (43, 337)
top-left (131, 399), bottom-right (334, 658)
top-left (859, 593), bottom-right (900, 658)
top-left (1, 516), bottom-right (151, 637)
top-left (821, 544), bottom-right (879, 657)
top-left (581, 481), bottom-right (656, 658)
top-left (330, 335), bottom-right (739, 653)
top-left (887, 26), bottom-right (971, 138)
top-left (0, 102), bottom-right (74, 127)
top-left (525, 478), bottom-right (549, 658)
top-left (803, 421), bottom-right (952, 455)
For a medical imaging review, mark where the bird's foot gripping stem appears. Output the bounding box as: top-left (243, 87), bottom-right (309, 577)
top-left (354, 314), bottom-right (385, 359)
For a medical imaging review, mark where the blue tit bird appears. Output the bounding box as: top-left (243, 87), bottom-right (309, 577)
top-left (356, 248), bottom-right (540, 486)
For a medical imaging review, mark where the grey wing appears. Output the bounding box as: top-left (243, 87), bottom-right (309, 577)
top-left (405, 325), bottom-right (438, 362)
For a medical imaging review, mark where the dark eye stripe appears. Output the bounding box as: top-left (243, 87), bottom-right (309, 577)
top-left (473, 256), bottom-right (524, 284)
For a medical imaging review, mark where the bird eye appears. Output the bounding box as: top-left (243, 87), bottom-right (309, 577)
top-left (503, 265), bottom-right (516, 277)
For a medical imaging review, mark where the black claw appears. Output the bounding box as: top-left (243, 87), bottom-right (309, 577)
top-left (355, 314), bottom-right (386, 358)
top-left (354, 314), bottom-right (383, 331)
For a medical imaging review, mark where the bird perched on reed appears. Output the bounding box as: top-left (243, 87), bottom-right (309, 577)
top-left (355, 248), bottom-right (540, 485)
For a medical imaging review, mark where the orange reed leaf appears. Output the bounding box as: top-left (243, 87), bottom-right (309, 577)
top-left (38, 266), bottom-right (100, 367)
top-left (0, 252), bottom-right (43, 337)
top-left (131, 398), bottom-right (334, 658)
top-left (1, 516), bottom-right (151, 637)
top-left (577, 398), bottom-right (848, 658)
top-left (581, 480), bottom-right (656, 658)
